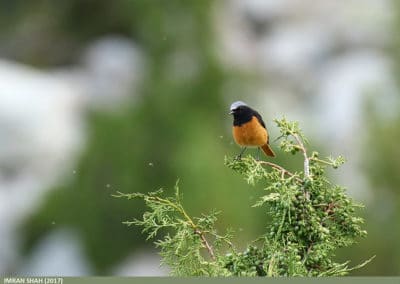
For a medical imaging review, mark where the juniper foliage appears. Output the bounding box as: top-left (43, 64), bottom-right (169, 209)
top-left (114, 118), bottom-right (373, 276)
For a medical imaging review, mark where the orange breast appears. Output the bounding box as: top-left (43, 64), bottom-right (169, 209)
top-left (233, 116), bottom-right (268, 147)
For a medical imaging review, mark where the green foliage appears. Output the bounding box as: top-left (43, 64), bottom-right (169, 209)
top-left (114, 182), bottom-right (233, 276)
top-left (118, 118), bottom-right (373, 276)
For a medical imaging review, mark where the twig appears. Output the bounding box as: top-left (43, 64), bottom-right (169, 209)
top-left (309, 157), bottom-right (333, 166)
top-left (195, 229), bottom-right (216, 260)
top-left (290, 133), bottom-right (310, 179)
top-left (207, 231), bottom-right (235, 250)
top-left (267, 254), bottom-right (276, 277)
top-left (257, 161), bottom-right (303, 183)
top-left (285, 131), bottom-right (311, 201)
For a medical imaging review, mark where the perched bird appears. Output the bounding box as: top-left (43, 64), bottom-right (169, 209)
top-left (229, 101), bottom-right (275, 159)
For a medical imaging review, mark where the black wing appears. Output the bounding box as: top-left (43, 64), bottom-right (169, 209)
top-left (253, 111), bottom-right (266, 129)
top-left (253, 110), bottom-right (270, 143)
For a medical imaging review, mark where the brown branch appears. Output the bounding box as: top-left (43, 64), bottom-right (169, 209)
top-left (325, 202), bottom-right (336, 215)
top-left (195, 229), bottom-right (216, 260)
top-left (207, 231), bottom-right (235, 250)
top-left (258, 160), bottom-right (303, 183)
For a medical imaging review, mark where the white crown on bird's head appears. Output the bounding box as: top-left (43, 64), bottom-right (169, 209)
top-left (230, 101), bottom-right (247, 111)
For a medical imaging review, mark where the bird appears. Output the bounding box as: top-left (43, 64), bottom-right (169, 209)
top-left (229, 101), bottom-right (275, 159)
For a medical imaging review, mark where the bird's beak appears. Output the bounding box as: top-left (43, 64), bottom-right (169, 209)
top-left (229, 110), bottom-right (234, 115)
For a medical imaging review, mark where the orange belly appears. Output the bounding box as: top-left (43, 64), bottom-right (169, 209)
top-left (233, 116), bottom-right (268, 147)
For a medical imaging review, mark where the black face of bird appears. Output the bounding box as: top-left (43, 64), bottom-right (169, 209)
top-left (229, 103), bottom-right (255, 126)
top-left (229, 105), bottom-right (248, 116)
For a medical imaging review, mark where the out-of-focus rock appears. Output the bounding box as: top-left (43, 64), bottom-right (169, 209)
top-left (18, 229), bottom-right (93, 276)
top-left (0, 36), bottom-right (143, 274)
top-left (113, 250), bottom-right (169, 276)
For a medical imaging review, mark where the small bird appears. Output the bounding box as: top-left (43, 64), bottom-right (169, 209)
top-left (229, 101), bottom-right (275, 159)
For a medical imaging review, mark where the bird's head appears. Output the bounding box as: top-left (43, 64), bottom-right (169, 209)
top-left (229, 101), bottom-right (248, 115)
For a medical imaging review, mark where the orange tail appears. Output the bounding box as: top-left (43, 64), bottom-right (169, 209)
top-left (261, 143), bottom-right (275, 157)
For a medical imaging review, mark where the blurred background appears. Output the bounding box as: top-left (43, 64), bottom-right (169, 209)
top-left (0, 0), bottom-right (399, 276)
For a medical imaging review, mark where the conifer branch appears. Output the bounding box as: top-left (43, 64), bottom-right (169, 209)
top-left (149, 195), bottom-right (216, 260)
top-left (115, 191), bottom-right (217, 261)
top-left (118, 117), bottom-right (371, 276)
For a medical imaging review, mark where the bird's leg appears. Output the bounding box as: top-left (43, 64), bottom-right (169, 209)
top-left (256, 147), bottom-right (261, 161)
top-left (235, 147), bottom-right (247, 160)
